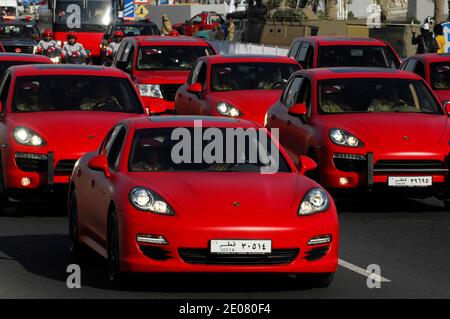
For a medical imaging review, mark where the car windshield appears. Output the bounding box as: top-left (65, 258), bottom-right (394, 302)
top-left (0, 61), bottom-right (48, 78)
top-left (211, 62), bottom-right (300, 92)
top-left (13, 75), bottom-right (143, 113)
top-left (0, 24), bottom-right (39, 39)
top-left (137, 45), bottom-right (214, 71)
top-left (116, 25), bottom-right (160, 37)
top-left (318, 45), bottom-right (399, 68)
top-left (318, 78), bottom-right (442, 114)
top-left (129, 127), bottom-right (291, 173)
top-left (55, 0), bottom-right (113, 30)
top-left (430, 62), bottom-right (450, 90)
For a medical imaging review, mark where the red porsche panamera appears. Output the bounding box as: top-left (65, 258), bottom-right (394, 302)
top-left (68, 116), bottom-right (339, 287)
top-left (265, 67), bottom-right (450, 205)
top-left (0, 65), bottom-right (145, 213)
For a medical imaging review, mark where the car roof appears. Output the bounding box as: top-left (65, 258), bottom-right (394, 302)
top-left (8, 64), bottom-right (129, 77)
top-left (199, 55), bottom-right (299, 64)
top-left (296, 36), bottom-right (387, 46)
top-left (298, 67), bottom-right (421, 80)
top-left (407, 53), bottom-right (450, 63)
top-left (0, 53), bottom-right (52, 63)
top-left (127, 36), bottom-right (211, 46)
top-left (129, 116), bottom-right (259, 129)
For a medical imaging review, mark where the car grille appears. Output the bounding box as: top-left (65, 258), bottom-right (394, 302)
top-left (303, 246), bottom-right (330, 261)
top-left (333, 154), bottom-right (367, 172)
top-left (178, 248), bottom-right (299, 265)
top-left (160, 84), bottom-right (182, 101)
top-left (374, 160), bottom-right (446, 172)
top-left (15, 157), bottom-right (47, 172)
top-left (4, 45), bottom-right (34, 54)
top-left (55, 160), bottom-right (77, 175)
top-left (139, 245), bottom-right (172, 261)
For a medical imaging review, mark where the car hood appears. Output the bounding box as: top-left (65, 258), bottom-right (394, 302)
top-left (433, 90), bottom-right (450, 103)
top-left (127, 172), bottom-right (309, 224)
top-left (315, 113), bottom-right (449, 148)
top-left (210, 90), bottom-right (282, 121)
top-left (133, 70), bottom-right (190, 85)
top-left (8, 111), bottom-right (142, 153)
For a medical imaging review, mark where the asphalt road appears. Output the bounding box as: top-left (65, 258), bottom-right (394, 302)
top-left (0, 196), bottom-right (449, 299)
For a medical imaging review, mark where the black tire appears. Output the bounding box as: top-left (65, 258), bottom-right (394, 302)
top-left (295, 272), bottom-right (335, 289)
top-left (68, 191), bottom-right (83, 257)
top-left (443, 200), bottom-right (450, 211)
top-left (107, 210), bottom-right (123, 286)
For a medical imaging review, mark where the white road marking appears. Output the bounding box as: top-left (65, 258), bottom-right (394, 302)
top-left (338, 259), bottom-right (391, 282)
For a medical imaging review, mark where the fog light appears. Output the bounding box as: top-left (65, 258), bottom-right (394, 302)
top-left (339, 177), bottom-right (349, 185)
top-left (308, 235), bottom-right (332, 246)
top-left (21, 177), bottom-right (31, 187)
top-left (136, 234), bottom-right (168, 245)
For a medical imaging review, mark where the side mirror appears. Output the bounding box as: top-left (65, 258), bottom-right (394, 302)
top-left (87, 154), bottom-right (111, 178)
top-left (187, 83), bottom-right (203, 94)
top-left (444, 101), bottom-right (450, 115)
top-left (298, 155), bottom-right (317, 175)
top-left (288, 103), bottom-right (307, 117)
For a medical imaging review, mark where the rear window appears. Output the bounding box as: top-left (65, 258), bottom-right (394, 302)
top-left (137, 45), bottom-right (214, 71)
top-left (318, 45), bottom-right (399, 68)
top-left (115, 25), bottom-right (160, 37)
top-left (13, 75), bottom-right (143, 113)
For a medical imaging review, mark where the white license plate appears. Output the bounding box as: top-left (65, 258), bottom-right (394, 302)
top-left (210, 240), bottom-right (272, 255)
top-left (388, 176), bottom-right (432, 187)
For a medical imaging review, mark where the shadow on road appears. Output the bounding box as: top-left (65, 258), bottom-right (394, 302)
top-left (0, 234), bottom-right (322, 293)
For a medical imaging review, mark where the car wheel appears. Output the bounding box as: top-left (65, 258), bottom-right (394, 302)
top-left (68, 191), bottom-right (82, 257)
top-left (294, 272), bottom-right (335, 289)
top-left (107, 210), bottom-right (123, 286)
top-left (307, 150), bottom-right (321, 183)
top-left (0, 169), bottom-right (17, 216)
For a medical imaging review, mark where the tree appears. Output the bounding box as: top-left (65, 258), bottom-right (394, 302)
top-left (435, 0), bottom-right (445, 24)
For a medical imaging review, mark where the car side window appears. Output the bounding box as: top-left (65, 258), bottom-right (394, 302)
top-left (414, 61), bottom-right (426, 79)
top-left (0, 73), bottom-right (11, 113)
top-left (284, 77), bottom-right (304, 108)
top-left (104, 126), bottom-right (127, 170)
top-left (196, 63), bottom-right (207, 87)
top-left (400, 59), bottom-right (409, 70)
top-left (296, 43), bottom-right (310, 62)
top-left (296, 77), bottom-right (312, 116)
top-left (126, 45), bottom-right (135, 70)
top-left (289, 41), bottom-right (301, 59)
top-left (189, 61), bottom-right (203, 84)
top-left (404, 59), bottom-right (417, 72)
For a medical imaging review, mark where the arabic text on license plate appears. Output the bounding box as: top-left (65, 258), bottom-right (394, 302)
top-left (388, 176), bottom-right (432, 187)
top-left (210, 240), bottom-right (272, 255)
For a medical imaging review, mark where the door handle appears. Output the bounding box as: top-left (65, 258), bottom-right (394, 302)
top-left (91, 179), bottom-right (95, 188)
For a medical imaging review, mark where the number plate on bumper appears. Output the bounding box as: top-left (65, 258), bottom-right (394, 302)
top-left (210, 240), bottom-right (272, 254)
top-left (388, 176), bottom-right (432, 187)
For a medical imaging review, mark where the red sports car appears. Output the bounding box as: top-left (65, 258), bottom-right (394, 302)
top-left (0, 65), bottom-right (145, 213)
top-left (401, 53), bottom-right (450, 104)
top-left (69, 116), bottom-right (339, 287)
top-left (174, 55), bottom-right (301, 126)
top-left (112, 36), bottom-right (216, 114)
top-left (265, 67), bottom-right (450, 206)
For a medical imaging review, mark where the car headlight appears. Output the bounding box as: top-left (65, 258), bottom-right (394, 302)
top-left (13, 127), bottom-right (46, 146)
top-left (298, 188), bottom-right (329, 216)
top-left (129, 187), bottom-right (174, 215)
top-left (216, 102), bottom-right (241, 117)
top-left (138, 84), bottom-right (163, 98)
top-left (329, 128), bottom-right (363, 147)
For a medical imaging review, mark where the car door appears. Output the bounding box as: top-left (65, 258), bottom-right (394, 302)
top-left (89, 124), bottom-right (127, 247)
top-left (177, 61), bottom-right (208, 115)
top-left (267, 76), bottom-right (303, 159)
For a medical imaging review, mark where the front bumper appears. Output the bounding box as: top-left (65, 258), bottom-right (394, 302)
top-left (319, 150), bottom-right (450, 197)
top-left (3, 149), bottom-right (80, 190)
top-left (115, 207), bottom-right (339, 274)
